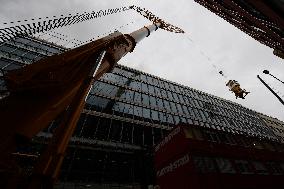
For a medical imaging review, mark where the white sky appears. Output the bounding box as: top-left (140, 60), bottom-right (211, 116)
top-left (1, 0), bottom-right (283, 121)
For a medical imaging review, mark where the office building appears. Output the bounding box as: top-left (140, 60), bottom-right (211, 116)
top-left (0, 35), bottom-right (283, 188)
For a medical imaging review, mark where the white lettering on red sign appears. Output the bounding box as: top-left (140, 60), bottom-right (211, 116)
top-left (155, 126), bottom-right (181, 152)
top-left (156, 154), bottom-right (189, 177)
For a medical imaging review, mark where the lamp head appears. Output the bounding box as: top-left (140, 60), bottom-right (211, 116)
top-left (263, 70), bottom-right (269, 74)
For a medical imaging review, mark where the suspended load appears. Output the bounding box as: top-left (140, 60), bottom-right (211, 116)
top-left (226, 80), bottom-right (250, 99)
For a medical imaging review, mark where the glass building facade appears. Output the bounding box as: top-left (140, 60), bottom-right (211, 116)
top-left (0, 35), bottom-right (282, 187)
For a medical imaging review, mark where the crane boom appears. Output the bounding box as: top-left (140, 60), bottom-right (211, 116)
top-left (0, 23), bottom-right (162, 188)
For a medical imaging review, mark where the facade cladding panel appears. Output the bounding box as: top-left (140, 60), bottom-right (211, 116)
top-left (1, 36), bottom-right (283, 186)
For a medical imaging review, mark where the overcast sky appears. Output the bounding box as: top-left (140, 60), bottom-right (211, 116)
top-left (1, 0), bottom-right (283, 121)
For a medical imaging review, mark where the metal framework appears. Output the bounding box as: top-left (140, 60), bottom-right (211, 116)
top-left (0, 5), bottom-right (184, 43)
top-left (194, 0), bottom-right (284, 57)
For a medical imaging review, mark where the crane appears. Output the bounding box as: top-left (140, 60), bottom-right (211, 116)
top-left (0, 10), bottom-right (184, 187)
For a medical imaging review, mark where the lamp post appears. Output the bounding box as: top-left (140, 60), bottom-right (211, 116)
top-left (263, 70), bottom-right (284, 85)
top-left (257, 75), bottom-right (284, 106)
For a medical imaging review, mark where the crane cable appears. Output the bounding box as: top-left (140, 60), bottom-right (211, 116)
top-left (183, 33), bottom-right (228, 81)
top-left (72, 19), bottom-right (138, 48)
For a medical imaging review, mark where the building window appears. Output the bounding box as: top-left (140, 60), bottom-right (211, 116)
top-left (193, 156), bottom-right (218, 173)
top-left (266, 162), bottom-right (283, 175)
top-left (143, 108), bottom-right (151, 120)
top-left (173, 116), bottom-right (180, 125)
top-left (133, 125), bottom-right (143, 146)
top-left (142, 94), bottom-right (150, 106)
top-left (144, 127), bottom-right (153, 146)
top-left (156, 98), bottom-right (164, 110)
top-left (160, 89), bottom-right (168, 99)
top-left (140, 74), bottom-right (147, 82)
top-left (218, 133), bottom-right (230, 144)
top-left (163, 100), bottom-right (171, 112)
top-left (158, 80), bottom-right (165, 88)
top-left (109, 119), bottom-right (123, 142)
top-left (121, 122), bottom-right (133, 144)
top-left (123, 103), bottom-right (133, 118)
top-left (130, 81), bottom-right (141, 91)
top-left (86, 95), bottom-right (110, 111)
top-left (202, 130), bottom-right (220, 143)
top-left (151, 109), bottom-right (159, 121)
top-left (167, 114), bottom-right (174, 125)
top-left (133, 105), bottom-right (143, 119)
top-left (234, 160), bottom-right (254, 174)
top-left (176, 104), bottom-right (184, 115)
top-left (170, 102), bottom-right (177, 113)
top-left (148, 85), bottom-right (155, 95)
top-left (154, 86), bottom-right (161, 97)
top-left (215, 158), bottom-right (236, 174)
top-left (149, 96), bottom-right (157, 108)
top-left (159, 112), bottom-right (167, 124)
top-left (182, 105), bottom-right (189, 116)
top-left (95, 117), bottom-right (111, 141)
top-left (167, 91), bottom-right (173, 101)
top-left (252, 161), bottom-right (269, 175)
top-left (141, 83), bottom-right (148, 93)
top-left (172, 92), bottom-right (179, 102)
top-left (133, 92), bottom-right (141, 104)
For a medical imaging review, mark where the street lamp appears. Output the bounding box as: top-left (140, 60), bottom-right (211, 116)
top-left (257, 75), bottom-right (284, 106)
top-left (263, 70), bottom-right (284, 85)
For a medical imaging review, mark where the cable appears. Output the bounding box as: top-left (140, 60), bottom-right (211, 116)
top-left (72, 19), bottom-right (137, 48)
top-left (183, 33), bottom-right (228, 80)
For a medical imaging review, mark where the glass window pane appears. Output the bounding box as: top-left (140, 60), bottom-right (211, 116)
top-left (148, 85), bottom-right (155, 95)
top-left (167, 91), bottom-right (173, 101)
top-left (89, 95), bottom-right (111, 111)
top-left (163, 100), bottom-right (171, 112)
top-left (120, 90), bottom-right (134, 102)
top-left (160, 89), bottom-right (168, 98)
top-left (4, 62), bottom-right (22, 71)
top-left (0, 44), bottom-right (15, 53)
top-left (167, 114), bottom-right (174, 124)
top-left (172, 93), bottom-right (179, 102)
top-left (113, 101), bottom-right (125, 113)
top-left (156, 98), bottom-right (164, 110)
top-left (215, 158), bottom-right (236, 174)
top-left (151, 109), bottom-right (159, 121)
top-left (0, 58), bottom-right (10, 69)
top-left (170, 102), bottom-right (177, 113)
top-left (142, 83), bottom-right (148, 93)
top-left (176, 104), bottom-right (183, 115)
top-left (130, 81), bottom-right (141, 91)
top-left (142, 94), bottom-right (149, 106)
top-left (158, 80), bottom-right (165, 88)
top-left (193, 156), bottom-right (217, 173)
top-left (140, 74), bottom-right (147, 82)
top-left (149, 96), bottom-right (157, 108)
top-left (182, 105), bottom-right (189, 116)
top-left (154, 87), bottom-right (161, 97)
top-left (159, 112), bottom-right (167, 123)
top-left (143, 108), bottom-right (151, 119)
top-left (133, 106), bottom-right (143, 118)
top-left (134, 92), bottom-right (141, 104)
top-left (174, 116), bottom-right (180, 124)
